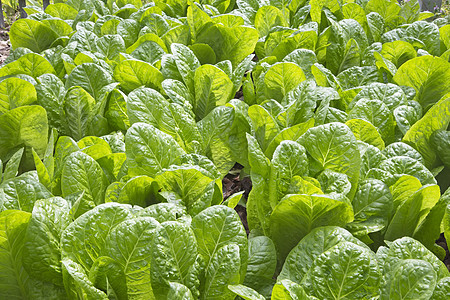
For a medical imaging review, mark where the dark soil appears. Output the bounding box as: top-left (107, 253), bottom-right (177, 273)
top-left (221, 169), bottom-right (450, 269)
top-left (436, 233), bottom-right (450, 271)
top-left (0, 24), bottom-right (10, 65)
top-left (223, 163), bottom-right (252, 235)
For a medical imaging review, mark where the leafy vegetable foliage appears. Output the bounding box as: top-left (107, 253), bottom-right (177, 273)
top-left (0, 0), bottom-right (449, 298)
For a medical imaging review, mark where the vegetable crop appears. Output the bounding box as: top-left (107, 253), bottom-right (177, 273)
top-left (0, 0), bottom-right (450, 299)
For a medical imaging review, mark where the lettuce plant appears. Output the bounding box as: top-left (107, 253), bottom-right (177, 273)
top-left (0, 202), bottom-right (248, 299)
top-left (0, 0), bottom-right (449, 299)
top-left (230, 227), bottom-right (450, 300)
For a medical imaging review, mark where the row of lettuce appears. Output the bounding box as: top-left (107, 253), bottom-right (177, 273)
top-left (1, 0), bottom-right (450, 299)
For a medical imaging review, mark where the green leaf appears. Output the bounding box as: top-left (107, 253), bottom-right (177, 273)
top-left (403, 96), bottom-right (450, 168)
top-left (189, 44), bottom-right (217, 65)
top-left (352, 82), bottom-right (408, 112)
top-left (97, 153), bottom-right (127, 183)
top-left (114, 59), bottom-right (164, 93)
top-left (126, 33), bottom-right (167, 54)
top-left (342, 3), bottom-right (369, 35)
top-left (202, 244), bottom-right (241, 300)
top-left (394, 56), bottom-right (450, 110)
top-left (194, 64), bottom-right (234, 120)
top-left (337, 66), bottom-right (379, 90)
top-left (228, 284), bottom-right (265, 300)
top-left (187, 4), bottom-right (213, 42)
top-left (192, 206), bottom-right (248, 284)
top-left (0, 210), bottom-right (31, 298)
top-left (136, 203), bottom-right (186, 223)
top-left (45, 3), bottom-right (78, 19)
top-left (117, 176), bottom-right (158, 207)
top-left (367, 12), bottom-right (385, 43)
top-left (270, 140), bottom-right (308, 206)
top-left (168, 282), bottom-right (195, 300)
top-left (310, 0), bottom-right (325, 24)
top-left (131, 40), bottom-right (165, 65)
top-left (179, 154), bottom-right (221, 180)
top-left (61, 203), bottom-right (131, 271)
top-left (125, 123), bottom-right (185, 177)
top-left (61, 259), bottom-right (108, 299)
top-left (196, 24), bottom-right (259, 68)
top-left (346, 119), bottom-right (385, 150)
top-left (279, 226), bottom-right (368, 284)
top-left (0, 78), bottom-right (37, 114)
top-left (0, 53), bottom-right (56, 78)
top-left (105, 217), bottom-right (160, 299)
top-left (23, 198), bottom-right (70, 286)
top-left (162, 79), bottom-right (194, 114)
top-left (197, 106), bottom-right (235, 175)
top-left (431, 277), bottom-right (450, 300)
top-left (66, 63), bottom-right (114, 102)
top-left (78, 136), bottom-right (112, 161)
top-left (376, 52), bottom-right (398, 77)
top-left (10, 19), bottom-right (59, 52)
top-left (25, 277), bottom-right (68, 299)
top-left (248, 105), bottom-right (280, 152)
top-left (117, 19), bottom-right (140, 48)
top-left (1, 174), bottom-right (52, 212)
top-left (413, 187), bottom-right (450, 258)
top-left (394, 104), bottom-right (422, 135)
top-left (254, 6), bottom-right (288, 37)
top-left (162, 24), bottom-right (190, 50)
top-left (270, 194), bottom-right (354, 262)
top-left (127, 87), bottom-right (168, 126)
top-left (105, 89), bottom-right (130, 131)
top-left (365, 0), bottom-right (401, 28)
top-left (267, 29), bottom-right (316, 62)
top-left (212, 15), bottom-right (245, 28)
top-left (383, 142), bottom-right (424, 164)
top-left (271, 279), bottom-right (308, 300)
top-left (389, 175), bottom-right (422, 212)
top-left (0, 106), bottom-right (48, 163)
top-left (155, 166), bottom-right (216, 216)
top-left (283, 49), bottom-right (318, 79)
top-left (88, 256), bottom-right (127, 299)
top-left (42, 19), bottom-right (73, 38)
top-left (264, 119), bottom-right (315, 159)
top-left (347, 179), bottom-right (393, 237)
top-left (160, 103), bottom-right (203, 153)
top-left (231, 54), bottom-right (254, 95)
top-left (171, 43), bottom-right (200, 95)
top-left (378, 156), bottom-right (435, 185)
top-left (406, 21), bottom-right (440, 56)
top-left (35, 74), bottom-right (66, 131)
top-left (379, 259), bottom-right (437, 300)
top-left (151, 221), bottom-right (199, 299)
top-left (299, 122), bottom-right (361, 199)
top-left (63, 87), bottom-right (96, 141)
top-left (381, 40), bottom-right (417, 68)
top-left (327, 19), bottom-right (368, 74)
top-left (61, 151), bottom-right (107, 206)
top-left (263, 62), bottom-right (306, 102)
top-left (243, 236), bottom-right (277, 297)
top-left (302, 241), bottom-right (381, 299)
top-left (385, 184), bottom-right (440, 240)
top-left (2, 148), bottom-right (24, 182)
top-left (52, 136), bottom-right (80, 194)
top-left (431, 130), bottom-right (450, 168)
top-left (247, 133), bottom-right (271, 178)
top-left (348, 98), bottom-right (395, 143)
top-left (317, 170), bottom-right (351, 196)
top-left (376, 236), bottom-right (449, 280)
top-left (96, 35), bottom-right (126, 60)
